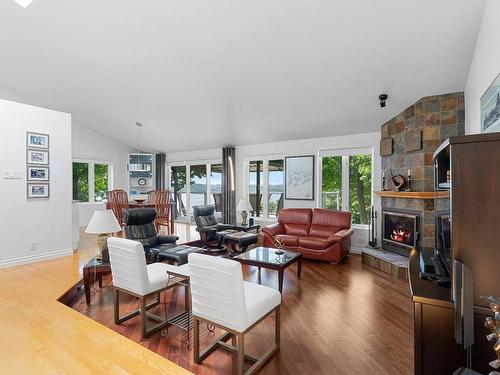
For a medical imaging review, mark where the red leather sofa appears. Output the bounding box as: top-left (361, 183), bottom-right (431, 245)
top-left (261, 208), bottom-right (353, 264)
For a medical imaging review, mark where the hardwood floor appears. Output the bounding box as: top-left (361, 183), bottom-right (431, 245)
top-left (72, 251), bottom-right (414, 374)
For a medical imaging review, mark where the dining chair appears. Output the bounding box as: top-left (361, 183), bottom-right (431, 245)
top-left (107, 237), bottom-right (189, 339)
top-left (107, 189), bottom-right (130, 228)
top-left (188, 253), bottom-right (281, 375)
top-left (147, 190), bottom-right (157, 204)
top-left (154, 190), bottom-right (172, 234)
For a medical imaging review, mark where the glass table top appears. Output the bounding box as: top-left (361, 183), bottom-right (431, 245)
top-left (234, 247), bottom-right (300, 266)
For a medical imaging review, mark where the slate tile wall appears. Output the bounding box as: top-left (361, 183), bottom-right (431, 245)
top-left (380, 92), bottom-right (464, 252)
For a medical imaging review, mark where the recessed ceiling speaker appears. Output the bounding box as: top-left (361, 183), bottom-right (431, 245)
top-left (379, 94), bottom-right (388, 108)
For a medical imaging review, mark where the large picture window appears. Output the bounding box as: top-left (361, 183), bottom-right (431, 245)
top-left (169, 162), bottom-right (223, 222)
top-left (321, 152), bottom-right (372, 225)
top-left (72, 160), bottom-right (111, 203)
top-left (247, 159), bottom-right (284, 219)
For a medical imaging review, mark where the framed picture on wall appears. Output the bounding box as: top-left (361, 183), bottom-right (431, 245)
top-left (26, 132), bottom-right (49, 149)
top-left (27, 183), bottom-right (50, 199)
top-left (27, 166), bottom-right (49, 181)
top-left (481, 72), bottom-right (500, 133)
top-left (27, 149), bottom-right (49, 165)
top-left (285, 155), bottom-right (315, 200)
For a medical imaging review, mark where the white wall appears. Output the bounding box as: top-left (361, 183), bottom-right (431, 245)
top-left (0, 99), bottom-right (73, 267)
top-left (465, 0), bottom-right (499, 134)
top-left (72, 121), bottom-right (135, 226)
top-left (235, 132), bottom-right (381, 251)
top-left (165, 131), bottom-right (381, 251)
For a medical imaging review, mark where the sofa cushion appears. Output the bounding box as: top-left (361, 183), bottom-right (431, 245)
top-left (278, 208), bottom-right (312, 236)
top-left (309, 209), bottom-right (351, 238)
top-left (299, 236), bottom-right (328, 250)
top-left (275, 234), bottom-right (299, 248)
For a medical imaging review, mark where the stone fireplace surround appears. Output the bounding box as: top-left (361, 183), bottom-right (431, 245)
top-left (362, 92), bottom-right (463, 278)
top-left (380, 92), bottom-right (464, 253)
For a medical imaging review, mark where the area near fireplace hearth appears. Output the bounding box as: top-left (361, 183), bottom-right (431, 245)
top-left (362, 92), bottom-right (464, 277)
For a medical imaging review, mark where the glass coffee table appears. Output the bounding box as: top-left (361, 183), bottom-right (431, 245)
top-left (233, 247), bottom-right (303, 293)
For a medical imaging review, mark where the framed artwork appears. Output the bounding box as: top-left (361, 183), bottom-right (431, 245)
top-left (26, 132), bottom-right (49, 149)
top-left (27, 183), bottom-right (50, 199)
top-left (481, 72), bottom-right (500, 133)
top-left (285, 155), bottom-right (315, 200)
top-left (27, 149), bottom-right (49, 165)
top-left (27, 166), bottom-right (49, 181)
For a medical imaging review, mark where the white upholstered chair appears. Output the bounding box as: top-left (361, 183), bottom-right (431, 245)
top-left (107, 237), bottom-right (189, 339)
top-left (188, 253), bottom-right (281, 375)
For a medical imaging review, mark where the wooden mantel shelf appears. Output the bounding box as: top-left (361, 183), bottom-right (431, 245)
top-left (375, 191), bottom-right (449, 199)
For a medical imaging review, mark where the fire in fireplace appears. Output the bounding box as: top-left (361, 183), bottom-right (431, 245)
top-left (382, 209), bottom-right (419, 257)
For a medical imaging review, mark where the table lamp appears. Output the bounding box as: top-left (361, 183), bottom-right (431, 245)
top-left (85, 210), bottom-right (121, 262)
top-left (237, 199), bottom-right (253, 226)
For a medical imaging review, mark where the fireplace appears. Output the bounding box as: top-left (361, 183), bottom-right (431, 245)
top-left (382, 209), bottom-right (420, 257)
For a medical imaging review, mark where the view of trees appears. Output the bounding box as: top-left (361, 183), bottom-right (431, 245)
top-left (94, 164), bottom-right (109, 201)
top-left (321, 154), bottom-right (372, 224)
top-left (72, 162), bottom-right (88, 202)
top-left (72, 162), bottom-right (109, 202)
top-left (349, 155), bottom-right (371, 224)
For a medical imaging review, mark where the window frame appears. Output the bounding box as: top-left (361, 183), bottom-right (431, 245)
top-left (166, 159), bottom-right (223, 222)
top-left (72, 159), bottom-right (113, 204)
top-left (318, 147), bottom-right (374, 228)
top-left (245, 155), bottom-right (285, 220)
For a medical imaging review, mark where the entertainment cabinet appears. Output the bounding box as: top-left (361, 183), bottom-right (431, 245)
top-left (410, 132), bottom-right (500, 374)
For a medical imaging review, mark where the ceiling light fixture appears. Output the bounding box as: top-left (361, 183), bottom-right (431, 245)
top-left (14, 0), bottom-right (35, 8)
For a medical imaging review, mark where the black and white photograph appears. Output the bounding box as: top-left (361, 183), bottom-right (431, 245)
top-left (27, 166), bottom-right (49, 181)
top-left (27, 149), bottom-right (49, 165)
top-left (285, 155), bottom-right (315, 200)
top-left (26, 131), bottom-right (49, 149)
top-left (481, 72), bottom-right (500, 133)
top-left (27, 183), bottom-right (49, 198)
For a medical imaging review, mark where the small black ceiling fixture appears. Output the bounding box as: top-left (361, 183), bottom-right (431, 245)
top-left (379, 94), bottom-right (388, 108)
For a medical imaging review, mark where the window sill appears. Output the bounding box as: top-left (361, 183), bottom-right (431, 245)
top-left (352, 224), bottom-right (369, 230)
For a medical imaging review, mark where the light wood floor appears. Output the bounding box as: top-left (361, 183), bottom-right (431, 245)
top-left (72, 230), bottom-right (414, 375)
top-left (0, 228), bottom-right (191, 375)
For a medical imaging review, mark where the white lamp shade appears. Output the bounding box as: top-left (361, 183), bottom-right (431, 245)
top-left (237, 199), bottom-right (253, 211)
top-left (85, 210), bottom-right (121, 234)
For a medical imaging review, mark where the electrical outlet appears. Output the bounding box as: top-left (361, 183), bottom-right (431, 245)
top-left (30, 241), bottom-right (37, 252)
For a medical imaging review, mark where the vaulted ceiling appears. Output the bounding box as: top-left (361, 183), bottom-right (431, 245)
top-left (0, 0), bottom-right (485, 151)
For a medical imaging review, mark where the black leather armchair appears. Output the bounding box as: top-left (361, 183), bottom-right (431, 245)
top-left (193, 205), bottom-right (236, 243)
top-left (123, 208), bottom-right (179, 263)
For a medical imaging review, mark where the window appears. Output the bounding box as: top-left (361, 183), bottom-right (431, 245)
top-left (72, 162), bottom-right (89, 202)
top-left (94, 163), bottom-right (109, 202)
top-left (72, 161), bottom-right (112, 203)
top-left (349, 155), bottom-right (372, 225)
top-left (321, 152), bottom-right (372, 225)
top-left (170, 166), bottom-right (187, 219)
top-left (268, 160), bottom-right (284, 218)
top-left (189, 165), bottom-right (207, 216)
top-left (321, 156), bottom-right (342, 210)
top-left (249, 161), bottom-right (264, 217)
top-left (169, 162), bottom-right (223, 222)
top-left (209, 164), bottom-right (222, 212)
top-left (247, 159), bottom-right (284, 219)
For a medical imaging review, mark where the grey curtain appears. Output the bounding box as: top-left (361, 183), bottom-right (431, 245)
top-left (222, 146), bottom-right (236, 224)
top-left (155, 153), bottom-right (166, 190)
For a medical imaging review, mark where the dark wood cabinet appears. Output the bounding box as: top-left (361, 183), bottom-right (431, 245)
top-left (411, 132), bottom-right (500, 374)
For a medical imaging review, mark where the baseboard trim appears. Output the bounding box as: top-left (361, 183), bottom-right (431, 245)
top-left (0, 248), bottom-right (73, 269)
top-left (350, 246), bottom-right (364, 254)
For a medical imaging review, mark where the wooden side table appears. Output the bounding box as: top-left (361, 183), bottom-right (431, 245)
top-left (82, 256), bottom-right (111, 305)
